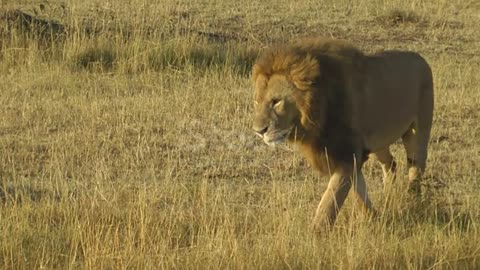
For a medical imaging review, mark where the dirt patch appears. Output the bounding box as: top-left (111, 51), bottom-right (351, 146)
top-left (375, 9), bottom-right (424, 27)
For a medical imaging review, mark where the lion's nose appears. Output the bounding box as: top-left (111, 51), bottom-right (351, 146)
top-left (254, 126), bottom-right (269, 138)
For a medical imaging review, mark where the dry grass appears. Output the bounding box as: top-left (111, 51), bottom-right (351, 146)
top-left (1, 0), bottom-right (480, 269)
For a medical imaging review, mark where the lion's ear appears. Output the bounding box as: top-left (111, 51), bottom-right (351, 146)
top-left (290, 55), bottom-right (320, 90)
top-left (252, 64), bottom-right (268, 90)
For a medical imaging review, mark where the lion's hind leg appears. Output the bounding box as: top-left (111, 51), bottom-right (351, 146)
top-left (402, 121), bottom-right (431, 193)
top-left (402, 69), bottom-right (434, 193)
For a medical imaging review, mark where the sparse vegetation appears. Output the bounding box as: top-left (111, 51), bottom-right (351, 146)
top-left (1, 0), bottom-right (479, 269)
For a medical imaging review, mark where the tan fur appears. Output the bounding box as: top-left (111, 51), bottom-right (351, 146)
top-left (252, 38), bottom-right (434, 232)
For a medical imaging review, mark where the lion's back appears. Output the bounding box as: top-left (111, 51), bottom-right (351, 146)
top-left (363, 50), bottom-right (433, 104)
top-left (367, 50), bottom-right (432, 84)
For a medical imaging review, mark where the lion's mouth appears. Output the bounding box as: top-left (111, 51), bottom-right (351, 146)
top-left (263, 130), bottom-right (291, 146)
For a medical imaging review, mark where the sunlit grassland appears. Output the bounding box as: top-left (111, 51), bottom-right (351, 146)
top-left (1, 0), bottom-right (479, 269)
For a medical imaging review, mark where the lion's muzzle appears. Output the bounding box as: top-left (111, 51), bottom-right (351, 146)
top-left (254, 125), bottom-right (269, 138)
top-left (254, 125), bottom-right (290, 147)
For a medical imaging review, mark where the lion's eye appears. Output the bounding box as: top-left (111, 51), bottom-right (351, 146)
top-left (272, 99), bottom-right (281, 107)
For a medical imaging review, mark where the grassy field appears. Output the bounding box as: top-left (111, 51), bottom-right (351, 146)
top-left (1, 0), bottom-right (480, 269)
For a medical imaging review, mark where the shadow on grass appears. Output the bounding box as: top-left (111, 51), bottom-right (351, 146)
top-left (70, 42), bottom-right (258, 75)
top-left (2, 8), bottom-right (258, 75)
top-left (147, 42), bottom-right (258, 75)
top-left (72, 46), bottom-right (116, 72)
top-left (0, 184), bottom-right (62, 205)
top-left (0, 9), bottom-right (66, 42)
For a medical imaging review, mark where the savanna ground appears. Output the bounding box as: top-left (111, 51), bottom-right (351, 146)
top-left (1, 0), bottom-right (479, 269)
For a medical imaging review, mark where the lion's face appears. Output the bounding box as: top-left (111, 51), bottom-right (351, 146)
top-left (253, 74), bottom-right (301, 146)
top-left (252, 50), bottom-right (322, 146)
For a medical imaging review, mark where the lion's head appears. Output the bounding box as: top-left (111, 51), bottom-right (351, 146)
top-left (252, 46), bottom-right (326, 146)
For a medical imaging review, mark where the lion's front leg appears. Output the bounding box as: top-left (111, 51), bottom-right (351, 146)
top-left (313, 167), bottom-right (352, 231)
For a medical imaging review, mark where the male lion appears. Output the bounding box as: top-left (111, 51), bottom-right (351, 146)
top-left (252, 38), bottom-right (433, 231)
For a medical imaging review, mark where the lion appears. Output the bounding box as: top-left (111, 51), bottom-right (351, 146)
top-left (252, 38), bottom-right (434, 231)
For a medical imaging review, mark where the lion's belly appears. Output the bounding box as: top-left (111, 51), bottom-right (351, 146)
top-left (362, 121), bottom-right (413, 152)
top-left (359, 89), bottom-right (419, 152)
